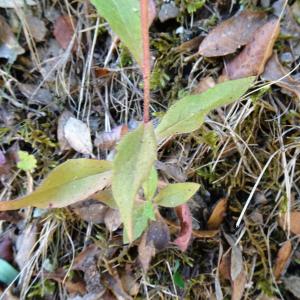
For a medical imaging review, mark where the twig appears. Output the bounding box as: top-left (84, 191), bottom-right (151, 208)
top-left (140, 0), bottom-right (151, 123)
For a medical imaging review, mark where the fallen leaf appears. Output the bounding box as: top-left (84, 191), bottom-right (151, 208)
top-left (279, 211), bottom-right (300, 235)
top-left (26, 16), bottom-right (47, 42)
top-left (53, 16), bottom-right (77, 52)
top-left (104, 208), bottom-right (122, 232)
top-left (262, 53), bottom-right (300, 99)
top-left (15, 223), bottom-right (38, 269)
top-left (0, 159), bottom-right (112, 210)
top-left (138, 229), bottom-right (156, 273)
top-left (0, 0), bottom-right (36, 7)
top-left (18, 83), bottom-right (53, 106)
top-left (64, 117), bottom-right (93, 155)
top-left (193, 76), bottom-right (216, 94)
top-left (283, 276), bottom-right (300, 299)
top-left (199, 10), bottom-right (267, 57)
top-left (137, 221), bottom-right (170, 272)
top-left (73, 244), bottom-right (101, 271)
top-left (73, 245), bottom-right (104, 294)
top-left (0, 15), bottom-right (25, 63)
top-left (231, 245), bottom-right (243, 281)
top-left (0, 236), bottom-right (13, 263)
top-left (71, 200), bottom-right (108, 224)
top-left (174, 204), bottom-right (193, 251)
top-left (224, 18), bottom-right (280, 79)
top-left (57, 110), bottom-right (74, 151)
top-left (207, 198), bottom-right (228, 230)
top-left (120, 271), bottom-right (139, 297)
top-left (103, 272), bottom-right (132, 300)
top-left (274, 240), bottom-right (292, 280)
top-left (219, 252), bottom-right (231, 281)
top-left (0, 150), bottom-right (11, 176)
top-left (232, 271), bottom-right (246, 300)
top-left (94, 125), bottom-right (128, 150)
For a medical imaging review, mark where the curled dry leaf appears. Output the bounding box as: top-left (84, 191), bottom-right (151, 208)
top-left (279, 211), bottom-right (300, 235)
top-left (231, 245), bottom-right (246, 300)
top-left (94, 125), bottom-right (128, 150)
top-left (274, 240), bottom-right (292, 280)
top-left (0, 15), bottom-right (25, 63)
top-left (71, 200), bottom-right (108, 224)
top-left (103, 272), bottom-right (132, 300)
top-left (193, 76), bottom-right (216, 94)
top-left (207, 198), bottom-right (228, 230)
top-left (262, 53), bottom-right (300, 99)
top-left (174, 204), bottom-right (192, 252)
top-left (57, 110), bottom-right (74, 151)
top-left (53, 16), bottom-right (77, 52)
top-left (64, 117), bottom-right (93, 155)
top-left (224, 18), bottom-right (280, 79)
top-left (199, 11), bottom-right (267, 57)
top-left (104, 208), bottom-right (122, 232)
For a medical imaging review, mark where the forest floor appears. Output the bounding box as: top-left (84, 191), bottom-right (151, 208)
top-left (1, 0), bottom-right (300, 299)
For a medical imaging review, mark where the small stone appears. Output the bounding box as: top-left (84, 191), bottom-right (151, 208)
top-left (158, 2), bottom-right (179, 23)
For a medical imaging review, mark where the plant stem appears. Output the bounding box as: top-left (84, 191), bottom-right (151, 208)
top-left (140, 0), bottom-right (150, 123)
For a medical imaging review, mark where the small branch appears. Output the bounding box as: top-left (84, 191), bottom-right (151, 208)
top-left (140, 0), bottom-right (151, 123)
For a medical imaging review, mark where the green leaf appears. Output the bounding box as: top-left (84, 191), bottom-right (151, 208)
top-left (143, 166), bottom-right (158, 201)
top-left (0, 258), bottom-right (19, 285)
top-left (154, 182), bottom-right (200, 207)
top-left (173, 260), bottom-right (185, 288)
top-left (155, 77), bottom-right (255, 140)
top-left (0, 159), bottom-right (112, 210)
top-left (17, 150), bottom-right (37, 172)
top-left (112, 123), bottom-right (157, 242)
top-left (91, 0), bottom-right (143, 65)
top-left (123, 201), bottom-right (155, 243)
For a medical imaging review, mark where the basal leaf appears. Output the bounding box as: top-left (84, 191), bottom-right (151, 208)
top-left (0, 159), bottom-right (112, 210)
top-left (91, 0), bottom-right (143, 65)
top-left (154, 182), bottom-right (200, 207)
top-left (155, 77), bottom-right (255, 140)
top-left (143, 166), bottom-right (158, 201)
top-left (0, 258), bottom-right (19, 285)
top-left (112, 122), bottom-right (157, 242)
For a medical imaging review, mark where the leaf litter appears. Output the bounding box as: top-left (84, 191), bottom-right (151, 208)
top-left (1, 0), bottom-right (300, 299)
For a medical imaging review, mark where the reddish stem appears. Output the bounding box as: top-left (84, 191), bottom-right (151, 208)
top-left (140, 0), bottom-right (151, 123)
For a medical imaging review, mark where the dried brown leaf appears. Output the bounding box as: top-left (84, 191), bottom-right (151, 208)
top-left (53, 16), bottom-right (77, 52)
top-left (274, 240), bottom-right (292, 280)
top-left (207, 198), bottom-right (228, 230)
top-left (199, 11), bottom-right (267, 57)
top-left (0, 15), bottom-right (25, 63)
top-left (71, 200), bottom-right (108, 224)
top-left (103, 273), bottom-right (132, 300)
top-left (219, 252), bottom-right (231, 281)
top-left (94, 125), bottom-right (128, 150)
top-left (57, 110), bottom-right (74, 151)
top-left (262, 53), bottom-right (300, 99)
top-left (15, 223), bottom-right (38, 269)
top-left (224, 18), bottom-right (280, 79)
top-left (138, 230), bottom-right (156, 273)
top-left (193, 76), bottom-right (216, 94)
top-left (232, 270), bottom-right (246, 300)
top-left (174, 204), bottom-right (192, 251)
top-left (279, 211), bottom-right (300, 235)
top-left (104, 208), bottom-right (122, 232)
top-left (64, 117), bottom-right (93, 155)
top-left (18, 83), bottom-right (53, 106)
